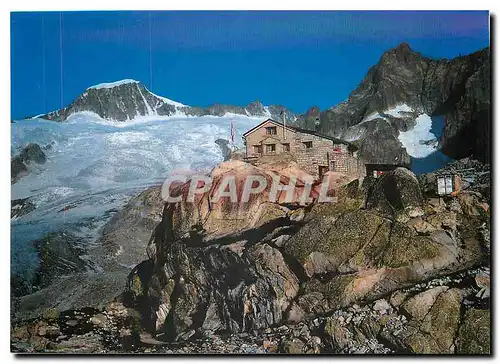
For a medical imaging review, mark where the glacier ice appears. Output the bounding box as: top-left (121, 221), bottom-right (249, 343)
top-left (398, 114), bottom-right (438, 158)
top-left (11, 113), bottom-right (265, 285)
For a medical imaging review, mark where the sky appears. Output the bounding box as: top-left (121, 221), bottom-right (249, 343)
top-left (11, 11), bottom-right (490, 120)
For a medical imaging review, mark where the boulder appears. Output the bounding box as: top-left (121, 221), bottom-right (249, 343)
top-left (404, 288), bottom-right (462, 354)
top-left (373, 299), bottom-right (391, 313)
top-left (401, 286), bottom-right (449, 321)
top-left (365, 167), bottom-right (424, 220)
top-left (281, 338), bottom-right (306, 354)
top-left (323, 316), bottom-right (352, 352)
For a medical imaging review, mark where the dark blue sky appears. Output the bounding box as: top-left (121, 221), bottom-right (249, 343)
top-left (11, 11), bottom-right (489, 119)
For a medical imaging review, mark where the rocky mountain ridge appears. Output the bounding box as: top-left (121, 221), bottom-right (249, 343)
top-left (31, 43), bottom-right (489, 166)
top-left (33, 79), bottom-right (297, 124)
top-left (294, 43), bottom-right (490, 164)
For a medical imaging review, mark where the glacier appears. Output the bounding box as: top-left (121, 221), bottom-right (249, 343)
top-left (398, 114), bottom-right (451, 173)
top-left (11, 113), bottom-right (265, 285)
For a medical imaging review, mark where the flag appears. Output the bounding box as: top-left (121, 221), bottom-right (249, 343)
top-left (230, 121), bottom-right (235, 143)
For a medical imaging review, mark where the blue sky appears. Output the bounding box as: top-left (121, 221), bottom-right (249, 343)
top-left (11, 11), bottom-right (489, 119)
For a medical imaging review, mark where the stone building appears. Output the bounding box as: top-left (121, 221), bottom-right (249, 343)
top-left (242, 118), bottom-right (364, 178)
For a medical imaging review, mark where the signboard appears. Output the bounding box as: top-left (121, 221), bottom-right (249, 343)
top-left (437, 175), bottom-right (453, 195)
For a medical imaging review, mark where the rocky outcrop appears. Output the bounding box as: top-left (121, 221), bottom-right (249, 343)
top-left (11, 197), bottom-right (36, 219)
top-left (11, 143), bottom-right (47, 184)
top-left (11, 161), bottom-right (490, 354)
top-left (90, 186), bottom-right (165, 271)
top-left (11, 157), bottom-right (28, 183)
top-left (214, 139), bottom-right (231, 161)
top-left (293, 43), bottom-right (490, 164)
top-left (19, 143), bottom-right (47, 164)
top-left (119, 161), bottom-right (488, 346)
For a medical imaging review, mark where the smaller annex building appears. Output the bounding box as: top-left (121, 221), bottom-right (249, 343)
top-left (242, 118), bottom-right (365, 179)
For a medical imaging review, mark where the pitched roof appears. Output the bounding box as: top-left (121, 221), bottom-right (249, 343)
top-left (242, 118), bottom-right (358, 150)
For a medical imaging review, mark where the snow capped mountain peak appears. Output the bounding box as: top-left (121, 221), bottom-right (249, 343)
top-left (33, 79), bottom-right (296, 123)
top-left (87, 79), bottom-right (141, 90)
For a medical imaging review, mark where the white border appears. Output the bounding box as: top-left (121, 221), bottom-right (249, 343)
top-left (1, 3), bottom-right (496, 364)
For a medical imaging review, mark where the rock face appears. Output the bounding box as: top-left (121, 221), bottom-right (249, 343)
top-left (11, 143), bottom-right (47, 184)
top-left (19, 143), bottom-right (47, 164)
top-left (120, 160), bottom-right (488, 347)
top-left (39, 80), bottom-right (178, 121)
top-left (90, 186), bottom-right (165, 271)
top-left (294, 43), bottom-right (490, 164)
top-left (11, 158), bottom-right (490, 353)
top-left (11, 232), bottom-right (89, 297)
top-left (11, 156), bottom-right (28, 183)
top-left (34, 80), bottom-right (297, 123)
top-left (214, 139), bottom-right (232, 161)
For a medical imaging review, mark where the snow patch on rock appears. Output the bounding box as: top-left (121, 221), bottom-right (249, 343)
top-left (150, 92), bottom-right (187, 108)
top-left (385, 103), bottom-right (414, 117)
top-left (361, 103), bottom-right (414, 123)
top-left (398, 114), bottom-right (438, 158)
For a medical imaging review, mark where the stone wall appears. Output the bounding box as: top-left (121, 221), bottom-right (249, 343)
top-left (292, 131), bottom-right (333, 176)
top-left (330, 145), bottom-right (366, 178)
top-left (244, 121), bottom-right (364, 178)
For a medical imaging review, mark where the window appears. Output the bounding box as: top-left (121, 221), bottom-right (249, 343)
top-left (303, 141), bottom-right (313, 149)
top-left (265, 126), bottom-right (277, 135)
top-left (282, 143), bottom-right (290, 152)
top-left (266, 144), bottom-right (276, 154)
top-left (253, 145), bottom-right (262, 154)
